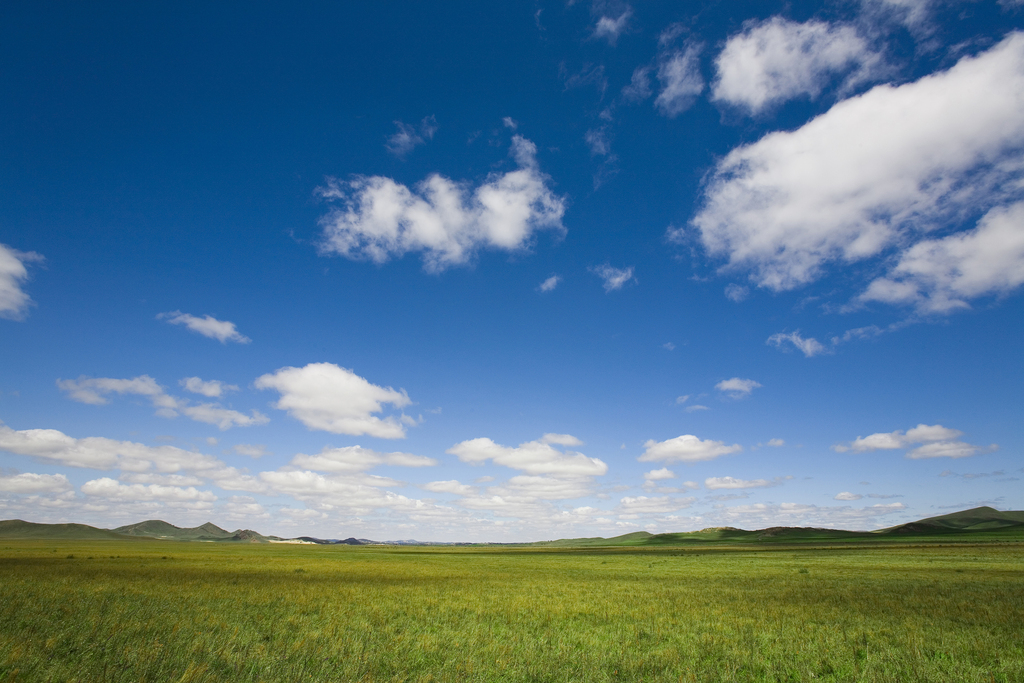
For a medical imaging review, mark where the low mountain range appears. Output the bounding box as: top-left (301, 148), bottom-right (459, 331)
top-left (1, 506), bottom-right (1022, 545)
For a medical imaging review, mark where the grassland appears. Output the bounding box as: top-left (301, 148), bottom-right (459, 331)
top-left (1, 541), bottom-right (1022, 682)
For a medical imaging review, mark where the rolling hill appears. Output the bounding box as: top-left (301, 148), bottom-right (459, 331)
top-left (2, 506), bottom-right (1022, 545)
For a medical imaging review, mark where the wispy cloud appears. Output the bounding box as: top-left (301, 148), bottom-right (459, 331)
top-left (0, 244), bottom-right (44, 321)
top-left (590, 264), bottom-right (635, 292)
top-left (158, 311), bottom-right (251, 344)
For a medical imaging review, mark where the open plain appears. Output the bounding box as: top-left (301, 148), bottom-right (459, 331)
top-left (1, 540), bottom-right (1022, 682)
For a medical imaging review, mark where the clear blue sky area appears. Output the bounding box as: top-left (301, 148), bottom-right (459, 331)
top-left (1, 1), bottom-right (1022, 541)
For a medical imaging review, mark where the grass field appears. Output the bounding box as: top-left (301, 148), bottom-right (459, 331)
top-left (1, 541), bottom-right (1022, 682)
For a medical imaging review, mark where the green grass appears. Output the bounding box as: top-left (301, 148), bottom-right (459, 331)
top-left (1, 541), bottom-right (1022, 682)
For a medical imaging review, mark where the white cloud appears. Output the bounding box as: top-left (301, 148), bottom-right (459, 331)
top-left (180, 377), bottom-right (238, 398)
top-left (58, 375), bottom-right (168, 407)
top-left (0, 244), bottom-right (43, 321)
top-left (638, 434), bottom-right (742, 463)
top-left (538, 275), bottom-right (561, 292)
top-left (585, 127), bottom-right (611, 156)
top-left (835, 491), bottom-right (863, 500)
top-left (724, 283), bottom-right (749, 302)
top-left (705, 476), bottom-right (781, 490)
top-left (715, 377), bottom-right (762, 398)
top-left (158, 311), bottom-right (251, 344)
top-left (643, 468), bottom-right (675, 481)
top-left (232, 444), bottom-right (268, 458)
top-left (58, 375), bottom-right (266, 429)
top-left (385, 116), bottom-right (437, 158)
top-left (859, 201), bottom-right (1024, 313)
top-left (676, 395), bottom-right (690, 404)
top-left (493, 475), bottom-right (595, 501)
top-left (502, 117), bottom-right (518, 130)
top-left (684, 405), bottom-right (709, 413)
top-left (655, 43), bottom-right (704, 117)
top-left (712, 17), bottom-right (881, 114)
top-left (617, 495), bottom-right (695, 515)
top-left (592, 7), bottom-right (632, 46)
top-left (255, 362), bottom-right (412, 439)
top-left (767, 331), bottom-right (828, 357)
top-left (289, 445), bottom-right (436, 473)
top-left (662, 342), bottom-right (676, 351)
top-left (540, 433), bottom-right (584, 447)
top-left (690, 33), bottom-right (1024, 296)
top-left (317, 136), bottom-right (566, 273)
top-left (81, 477), bottom-right (217, 503)
top-left (422, 480), bottom-right (477, 495)
top-left (621, 66), bottom-right (652, 102)
top-left (447, 435), bottom-right (607, 476)
top-left (179, 403), bottom-right (269, 431)
top-left (0, 422), bottom-right (229, 475)
top-left (590, 264), bottom-right (634, 292)
top-left (767, 438), bottom-right (785, 447)
top-left (0, 472), bottom-right (71, 494)
top-left (834, 423), bottom-right (992, 459)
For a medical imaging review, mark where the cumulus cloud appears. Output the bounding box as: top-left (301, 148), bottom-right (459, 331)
top-left (0, 472), bottom-right (71, 494)
top-left (255, 363), bottom-right (412, 439)
top-left (712, 17), bottom-right (882, 114)
top-left (0, 422), bottom-right (237, 477)
top-left (644, 467), bottom-right (676, 481)
top-left (0, 244), bottom-right (43, 321)
top-left (81, 477), bottom-right (217, 503)
top-left (859, 201), bottom-right (1024, 313)
top-left (180, 377), bottom-right (238, 398)
top-left (385, 116), bottom-right (438, 158)
top-left (289, 445), bottom-right (436, 473)
top-left (538, 275), bottom-right (561, 292)
top-left (590, 264), bottom-right (635, 292)
top-left (447, 435), bottom-right (607, 476)
top-left (592, 7), bottom-right (632, 45)
top-left (835, 491), bottom-right (863, 500)
top-left (715, 377), bottom-right (762, 398)
top-left (767, 331), bottom-right (828, 357)
top-left (638, 434), bottom-right (742, 464)
top-left (690, 33), bottom-right (1024, 302)
top-left (655, 43), bottom-right (704, 117)
top-left (767, 438), bottom-right (785, 447)
top-left (158, 311), bottom-right (251, 344)
top-left (705, 476), bottom-right (785, 490)
top-left (834, 423), bottom-right (993, 459)
top-left (317, 136), bottom-right (566, 272)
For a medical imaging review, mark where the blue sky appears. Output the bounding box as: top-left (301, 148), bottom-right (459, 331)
top-left (1, 0), bottom-right (1022, 541)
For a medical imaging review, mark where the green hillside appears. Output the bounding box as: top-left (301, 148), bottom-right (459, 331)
top-left (0, 519), bottom-right (131, 540)
top-left (113, 520), bottom-right (233, 541)
top-left (531, 507), bottom-right (1024, 547)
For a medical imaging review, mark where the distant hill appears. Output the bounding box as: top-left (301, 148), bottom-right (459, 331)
top-left (531, 507), bottom-right (1024, 547)
top-left (113, 520), bottom-right (234, 541)
top-left (2, 507), bottom-right (1022, 545)
top-left (879, 506), bottom-right (1024, 535)
top-left (0, 519), bottom-right (132, 540)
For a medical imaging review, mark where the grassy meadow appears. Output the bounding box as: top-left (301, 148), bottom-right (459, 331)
top-left (0, 540), bottom-right (1022, 682)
